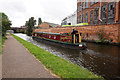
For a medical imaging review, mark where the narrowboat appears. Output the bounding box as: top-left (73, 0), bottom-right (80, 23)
top-left (32, 32), bottom-right (87, 50)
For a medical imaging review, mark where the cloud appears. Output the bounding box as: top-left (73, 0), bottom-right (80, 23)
top-left (0, 0), bottom-right (77, 27)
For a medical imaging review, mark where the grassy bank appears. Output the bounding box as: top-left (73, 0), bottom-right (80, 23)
top-left (11, 33), bottom-right (102, 79)
top-left (0, 36), bottom-right (6, 54)
top-left (2, 36), bottom-right (6, 45)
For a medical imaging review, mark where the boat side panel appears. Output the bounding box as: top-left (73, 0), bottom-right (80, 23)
top-left (33, 32), bottom-right (72, 43)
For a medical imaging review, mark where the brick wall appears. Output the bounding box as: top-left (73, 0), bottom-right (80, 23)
top-left (34, 24), bottom-right (120, 43)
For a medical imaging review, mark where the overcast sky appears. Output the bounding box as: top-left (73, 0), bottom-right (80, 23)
top-left (0, 0), bottom-right (77, 27)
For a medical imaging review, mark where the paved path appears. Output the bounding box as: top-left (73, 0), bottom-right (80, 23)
top-left (2, 34), bottom-right (59, 78)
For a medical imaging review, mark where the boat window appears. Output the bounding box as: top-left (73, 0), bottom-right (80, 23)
top-left (86, 33), bottom-right (88, 37)
top-left (54, 36), bottom-right (56, 39)
top-left (35, 33), bottom-right (37, 37)
top-left (39, 34), bottom-right (41, 36)
top-left (49, 35), bottom-right (51, 38)
top-left (43, 34), bottom-right (45, 38)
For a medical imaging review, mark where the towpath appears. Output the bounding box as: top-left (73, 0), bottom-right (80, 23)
top-left (2, 33), bottom-right (59, 79)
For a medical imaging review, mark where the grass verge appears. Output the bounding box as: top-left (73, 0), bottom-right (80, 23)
top-left (0, 36), bottom-right (6, 54)
top-left (2, 36), bottom-right (6, 45)
top-left (11, 33), bottom-right (103, 79)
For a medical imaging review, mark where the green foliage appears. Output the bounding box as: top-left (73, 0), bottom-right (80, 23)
top-left (16, 29), bottom-right (24, 33)
top-left (11, 33), bottom-right (103, 79)
top-left (0, 13), bottom-right (12, 37)
top-left (95, 40), bottom-right (101, 43)
top-left (115, 36), bottom-right (120, 43)
top-left (26, 17), bottom-right (36, 36)
top-left (2, 36), bottom-right (6, 45)
top-left (25, 21), bottom-right (29, 26)
top-left (38, 17), bottom-right (42, 25)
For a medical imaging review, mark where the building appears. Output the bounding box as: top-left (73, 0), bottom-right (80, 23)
top-left (61, 11), bottom-right (77, 26)
top-left (77, 0), bottom-right (120, 25)
top-left (38, 22), bottom-right (60, 29)
top-left (34, 0), bottom-right (120, 43)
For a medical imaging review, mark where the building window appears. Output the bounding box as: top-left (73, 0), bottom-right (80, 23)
top-left (95, 0), bottom-right (99, 3)
top-left (77, 6), bottom-right (79, 12)
top-left (86, 0), bottom-right (88, 8)
top-left (94, 8), bottom-right (99, 25)
top-left (77, 16), bottom-right (79, 23)
top-left (77, 5), bottom-right (80, 12)
top-left (78, 5), bottom-right (82, 12)
top-left (108, 2), bottom-right (115, 24)
top-left (83, 14), bottom-right (86, 23)
top-left (62, 21), bottom-right (67, 25)
top-left (79, 15), bottom-right (82, 23)
top-left (83, 2), bottom-right (85, 9)
top-left (101, 4), bottom-right (107, 24)
top-left (90, 10), bottom-right (93, 24)
top-left (77, 17), bottom-right (79, 23)
top-left (86, 12), bottom-right (88, 23)
top-left (77, 15), bottom-right (82, 23)
top-left (90, 0), bottom-right (94, 6)
top-left (80, 5), bottom-right (82, 12)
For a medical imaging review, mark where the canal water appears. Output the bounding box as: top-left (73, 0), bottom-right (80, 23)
top-left (14, 33), bottom-right (120, 79)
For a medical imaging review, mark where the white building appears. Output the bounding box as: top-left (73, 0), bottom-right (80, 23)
top-left (61, 11), bottom-right (77, 26)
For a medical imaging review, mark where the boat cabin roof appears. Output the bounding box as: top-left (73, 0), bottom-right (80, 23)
top-left (33, 32), bottom-right (69, 35)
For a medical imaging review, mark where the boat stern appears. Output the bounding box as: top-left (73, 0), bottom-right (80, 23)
top-left (78, 43), bottom-right (87, 50)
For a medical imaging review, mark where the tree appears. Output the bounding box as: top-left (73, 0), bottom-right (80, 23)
top-left (26, 17), bottom-right (36, 36)
top-left (0, 13), bottom-right (12, 37)
top-left (38, 17), bottom-right (42, 25)
top-left (25, 21), bottom-right (29, 26)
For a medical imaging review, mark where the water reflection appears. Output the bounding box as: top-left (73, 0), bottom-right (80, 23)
top-left (14, 33), bottom-right (120, 79)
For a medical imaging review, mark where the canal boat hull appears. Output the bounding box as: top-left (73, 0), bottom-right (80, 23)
top-left (32, 36), bottom-right (87, 50)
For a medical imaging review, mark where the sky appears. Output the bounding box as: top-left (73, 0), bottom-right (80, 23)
top-left (0, 0), bottom-right (77, 27)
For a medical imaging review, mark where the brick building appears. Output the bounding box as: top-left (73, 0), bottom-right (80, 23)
top-left (77, 0), bottom-right (120, 25)
top-left (38, 22), bottom-right (60, 29)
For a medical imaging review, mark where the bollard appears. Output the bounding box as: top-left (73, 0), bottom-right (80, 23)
top-left (79, 34), bottom-right (81, 43)
top-left (73, 34), bottom-right (75, 44)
